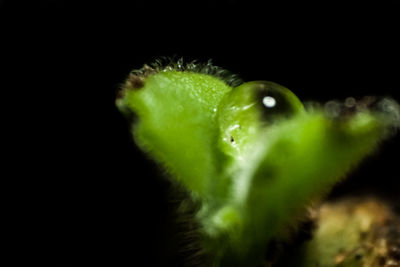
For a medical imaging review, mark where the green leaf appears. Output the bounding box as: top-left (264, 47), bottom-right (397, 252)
top-left (117, 60), bottom-right (399, 267)
top-left (118, 70), bottom-right (232, 198)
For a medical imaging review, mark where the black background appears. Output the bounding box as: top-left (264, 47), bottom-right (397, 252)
top-left (2, 0), bottom-right (399, 266)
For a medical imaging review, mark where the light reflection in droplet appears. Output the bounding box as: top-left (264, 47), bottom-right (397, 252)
top-left (263, 96), bottom-right (276, 108)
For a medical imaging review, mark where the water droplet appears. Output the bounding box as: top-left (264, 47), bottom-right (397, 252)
top-left (324, 101), bottom-right (342, 118)
top-left (345, 97), bottom-right (356, 108)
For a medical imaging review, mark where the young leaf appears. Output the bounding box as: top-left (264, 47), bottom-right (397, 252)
top-left (117, 59), bottom-right (400, 267)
